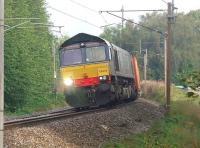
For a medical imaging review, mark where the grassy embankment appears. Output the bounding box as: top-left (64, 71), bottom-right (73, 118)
top-left (104, 80), bottom-right (200, 148)
top-left (6, 93), bottom-right (67, 116)
top-left (6, 79), bottom-right (67, 116)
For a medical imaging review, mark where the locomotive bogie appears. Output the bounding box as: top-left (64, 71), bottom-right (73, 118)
top-left (64, 83), bottom-right (112, 107)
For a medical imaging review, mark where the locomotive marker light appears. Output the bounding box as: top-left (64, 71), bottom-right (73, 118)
top-left (99, 75), bottom-right (108, 81)
top-left (80, 42), bottom-right (85, 47)
top-left (64, 78), bottom-right (73, 86)
top-left (102, 75), bottom-right (107, 80)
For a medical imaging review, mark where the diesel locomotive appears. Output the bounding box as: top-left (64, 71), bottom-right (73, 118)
top-left (59, 33), bottom-right (140, 107)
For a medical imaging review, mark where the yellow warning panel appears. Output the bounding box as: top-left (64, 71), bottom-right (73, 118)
top-left (60, 62), bottom-right (110, 80)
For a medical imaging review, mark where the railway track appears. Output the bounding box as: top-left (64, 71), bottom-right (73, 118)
top-left (4, 107), bottom-right (106, 127)
top-left (4, 101), bottom-right (133, 128)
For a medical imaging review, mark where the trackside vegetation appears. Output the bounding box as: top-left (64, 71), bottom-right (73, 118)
top-left (5, 0), bottom-right (66, 115)
top-left (103, 81), bottom-right (200, 148)
top-left (100, 10), bottom-right (200, 82)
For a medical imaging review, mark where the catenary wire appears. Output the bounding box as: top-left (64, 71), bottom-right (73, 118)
top-left (106, 12), bottom-right (165, 35)
top-left (69, 0), bottom-right (108, 24)
top-left (48, 6), bottom-right (102, 30)
top-left (160, 0), bottom-right (168, 4)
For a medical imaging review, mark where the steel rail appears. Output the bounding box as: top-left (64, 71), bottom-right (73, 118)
top-left (4, 100), bottom-right (135, 128)
top-left (4, 107), bottom-right (110, 127)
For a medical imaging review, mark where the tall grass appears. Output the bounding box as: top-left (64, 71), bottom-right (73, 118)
top-left (6, 93), bottom-right (67, 116)
top-left (141, 80), bottom-right (165, 103)
top-left (141, 80), bottom-right (200, 104)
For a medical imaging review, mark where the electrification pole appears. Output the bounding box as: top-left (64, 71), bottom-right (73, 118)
top-left (0, 0), bottom-right (4, 147)
top-left (121, 5), bottom-right (124, 28)
top-left (144, 49), bottom-right (147, 82)
top-left (165, 2), bottom-right (173, 110)
top-left (52, 39), bottom-right (57, 99)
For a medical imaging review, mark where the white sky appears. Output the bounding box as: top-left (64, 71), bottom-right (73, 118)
top-left (46, 0), bottom-right (200, 37)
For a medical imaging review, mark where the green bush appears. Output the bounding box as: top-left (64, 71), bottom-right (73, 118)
top-left (6, 93), bottom-right (66, 116)
top-left (5, 0), bottom-right (57, 113)
top-left (141, 80), bottom-right (165, 103)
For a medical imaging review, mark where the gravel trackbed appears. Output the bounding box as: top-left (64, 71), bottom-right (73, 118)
top-left (4, 98), bottom-right (165, 148)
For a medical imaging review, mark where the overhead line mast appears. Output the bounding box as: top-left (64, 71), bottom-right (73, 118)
top-left (165, 1), bottom-right (176, 111)
top-left (0, 0), bottom-right (4, 147)
top-left (100, 7), bottom-right (166, 28)
top-left (100, 7), bottom-right (165, 47)
top-left (100, 7), bottom-right (165, 34)
top-left (100, 9), bottom-right (166, 12)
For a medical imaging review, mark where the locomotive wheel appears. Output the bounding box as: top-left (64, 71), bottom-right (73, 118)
top-left (130, 85), bottom-right (138, 101)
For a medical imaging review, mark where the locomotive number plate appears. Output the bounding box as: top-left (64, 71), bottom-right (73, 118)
top-left (98, 68), bottom-right (108, 76)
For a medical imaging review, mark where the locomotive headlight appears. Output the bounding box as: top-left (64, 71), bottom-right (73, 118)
top-left (64, 78), bottom-right (73, 86)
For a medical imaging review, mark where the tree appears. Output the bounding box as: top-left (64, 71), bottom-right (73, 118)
top-left (100, 11), bottom-right (200, 82)
top-left (5, 0), bottom-right (54, 112)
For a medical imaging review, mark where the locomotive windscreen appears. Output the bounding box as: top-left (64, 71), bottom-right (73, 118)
top-left (61, 45), bottom-right (107, 66)
top-left (85, 46), bottom-right (106, 62)
top-left (61, 49), bottom-right (82, 66)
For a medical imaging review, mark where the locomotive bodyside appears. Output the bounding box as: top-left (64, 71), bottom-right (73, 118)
top-left (109, 44), bottom-right (134, 78)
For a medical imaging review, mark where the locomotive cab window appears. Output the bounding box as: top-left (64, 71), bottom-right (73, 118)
top-left (61, 49), bottom-right (82, 66)
top-left (86, 46), bottom-right (106, 62)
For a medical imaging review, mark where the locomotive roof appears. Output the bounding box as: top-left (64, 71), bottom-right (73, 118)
top-left (60, 33), bottom-right (109, 48)
top-left (60, 33), bottom-right (131, 55)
